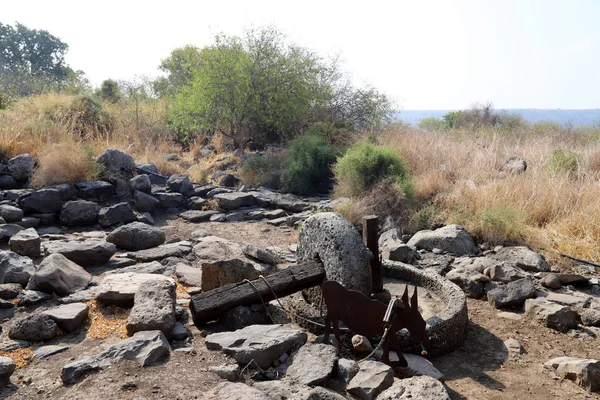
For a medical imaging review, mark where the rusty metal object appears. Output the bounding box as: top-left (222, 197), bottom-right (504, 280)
top-left (322, 280), bottom-right (428, 367)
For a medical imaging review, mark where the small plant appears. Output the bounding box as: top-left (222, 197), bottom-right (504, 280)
top-left (30, 142), bottom-right (100, 188)
top-left (548, 149), bottom-right (582, 177)
top-left (240, 150), bottom-right (288, 189)
top-left (408, 204), bottom-right (441, 232)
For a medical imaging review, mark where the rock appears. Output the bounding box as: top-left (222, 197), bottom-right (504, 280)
top-left (132, 244), bottom-right (187, 262)
top-left (106, 222), bottom-right (166, 251)
top-left (187, 196), bottom-right (206, 210)
top-left (96, 273), bottom-right (174, 306)
top-left (297, 212), bottom-right (372, 295)
top-left (0, 298), bottom-right (14, 308)
top-left (445, 269), bottom-right (487, 299)
top-left (130, 174), bottom-right (151, 193)
top-left (180, 210), bottom-right (219, 222)
top-left (407, 225), bottom-right (478, 256)
top-left (214, 192), bottom-right (255, 210)
top-left (542, 273), bottom-right (562, 289)
top-left (97, 149), bottom-right (136, 181)
top-left (263, 209), bottom-right (287, 220)
top-left (137, 211), bottom-right (154, 225)
top-left (9, 313), bottom-right (57, 341)
top-left (347, 360), bottom-right (394, 400)
top-left (226, 212), bottom-right (245, 222)
top-left (18, 188), bottom-right (62, 213)
top-left (402, 353), bottom-right (445, 380)
top-left (34, 344), bottom-right (70, 359)
top-left (336, 358), bottom-right (360, 382)
top-left (61, 330), bottom-right (171, 384)
top-left (205, 324), bottom-right (307, 369)
top-left (0, 283), bottom-right (22, 300)
top-left (524, 298), bottom-right (579, 332)
top-left (14, 216), bottom-right (40, 229)
top-left (74, 181), bottom-right (114, 203)
top-left (8, 154), bottom-right (36, 181)
top-left (50, 183), bottom-right (79, 202)
top-left (352, 335), bottom-right (373, 353)
top-left (221, 305), bottom-right (270, 330)
top-left (17, 290), bottom-right (51, 306)
top-left (9, 228), bottom-right (41, 257)
top-left (0, 205), bottom-right (23, 223)
top-left (242, 244), bottom-right (278, 264)
top-left (545, 292), bottom-right (589, 308)
top-left (136, 163), bottom-right (165, 185)
top-left (30, 253), bottom-right (92, 296)
top-left (167, 174), bottom-right (193, 195)
top-left (558, 273), bottom-right (589, 286)
top-left (210, 213), bottom-right (226, 222)
top-left (213, 382), bottom-right (269, 400)
top-left (209, 364), bottom-right (241, 382)
top-left (44, 239), bottom-right (116, 266)
top-left (501, 156), bottom-right (527, 174)
top-left (175, 264), bottom-right (202, 287)
top-left (171, 321), bottom-right (189, 340)
top-left (545, 357), bottom-right (600, 392)
top-left (504, 338), bottom-right (524, 355)
top-left (0, 340), bottom-right (29, 352)
top-left (487, 263), bottom-right (528, 283)
top-left (581, 309), bottom-right (600, 327)
top-left (0, 175), bottom-right (18, 189)
top-left (488, 246), bottom-right (549, 272)
top-left (60, 200), bottom-right (101, 226)
top-left (216, 173), bottom-right (240, 187)
top-left (133, 190), bottom-right (160, 212)
top-left (98, 202), bottom-right (137, 227)
top-left (286, 343), bottom-right (338, 386)
top-left (126, 279), bottom-right (176, 337)
top-left (0, 251), bottom-right (34, 286)
top-left (377, 376), bottom-right (451, 400)
top-left (43, 303), bottom-right (89, 332)
top-left (103, 260), bottom-right (173, 276)
top-left (154, 192), bottom-right (184, 208)
top-left (0, 224), bottom-right (24, 241)
top-left (0, 356), bottom-right (16, 385)
top-left (487, 276), bottom-right (537, 309)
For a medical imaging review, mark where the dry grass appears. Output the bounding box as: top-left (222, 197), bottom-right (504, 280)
top-left (0, 347), bottom-right (35, 369)
top-left (30, 142), bottom-right (100, 188)
top-left (85, 300), bottom-right (129, 340)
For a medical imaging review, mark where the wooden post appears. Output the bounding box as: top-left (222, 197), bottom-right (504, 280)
top-left (363, 215), bottom-right (382, 292)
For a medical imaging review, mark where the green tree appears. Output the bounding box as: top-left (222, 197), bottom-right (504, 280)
top-left (97, 79), bottom-right (121, 102)
top-left (418, 117), bottom-right (446, 131)
top-left (0, 22), bottom-right (75, 98)
top-left (156, 45), bottom-right (202, 97)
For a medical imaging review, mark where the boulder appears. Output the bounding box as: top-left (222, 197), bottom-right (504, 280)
top-left (0, 205), bottom-right (23, 223)
top-left (9, 313), bottom-right (57, 341)
top-left (133, 190), bottom-right (160, 212)
top-left (0, 175), bottom-right (19, 189)
top-left (205, 324), bottom-right (307, 369)
top-left (154, 192), bottom-right (184, 208)
top-left (286, 343), bottom-right (338, 386)
top-left (581, 309), bottom-right (600, 327)
top-left (98, 202), bottom-right (137, 227)
top-left (541, 273), bottom-right (562, 289)
top-left (50, 183), bottom-right (79, 201)
top-left (242, 243), bottom-right (278, 264)
top-left (30, 253), bottom-right (92, 296)
top-left (209, 364), bottom-right (241, 382)
top-left (488, 246), bottom-right (549, 272)
top-left (347, 360), bottom-right (394, 400)
top-left (175, 264), bottom-right (202, 287)
top-left (74, 181), bottom-right (114, 203)
top-left (377, 376), bottom-right (451, 400)
top-left (34, 345), bottom-right (70, 359)
top-left (524, 298), bottom-right (579, 332)
top-left (106, 222), bottom-right (165, 251)
top-left (97, 149), bottom-right (136, 181)
top-left (43, 303), bottom-right (89, 332)
top-left (213, 192), bottom-right (255, 210)
top-left (216, 173), bottom-right (240, 187)
top-left (187, 197), bottom-right (206, 210)
top-left (336, 358), bottom-right (360, 383)
top-left (0, 224), bottom-right (24, 241)
top-left (15, 216), bottom-right (40, 229)
top-left (501, 156), bottom-right (527, 174)
top-left (445, 268), bottom-right (488, 299)
top-left (137, 211), bottom-right (154, 225)
top-left (131, 244), bottom-right (189, 262)
top-left (136, 162), bottom-right (165, 184)
top-left (130, 174), bottom-right (151, 193)
top-left (8, 154), bottom-right (36, 181)
top-left (0, 356), bottom-right (16, 385)
top-left (18, 188), bottom-right (62, 213)
top-left (401, 353), bottom-right (445, 380)
top-left (180, 210), bottom-right (219, 222)
top-left (407, 225), bottom-right (478, 256)
top-left (60, 200), bottom-right (101, 226)
top-left (545, 357), bottom-right (600, 392)
top-left (103, 260), bottom-right (173, 277)
top-left (61, 330), bottom-right (171, 384)
top-left (297, 213), bottom-right (372, 295)
top-left (9, 227), bottom-right (41, 257)
top-left (486, 263), bottom-right (528, 283)
top-left (16, 290), bottom-right (51, 306)
top-left (126, 279), bottom-right (176, 337)
top-left (44, 239), bottom-right (116, 266)
top-left (0, 283), bottom-right (22, 300)
top-left (487, 276), bottom-right (536, 308)
top-left (167, 174), bottom-right (193, 195)
top-left (0, 251), bottom-right (34, 286)
top-left (213, 382), bottom-right (269, 400)
top-left (96, 273), bottom-right (174, 306)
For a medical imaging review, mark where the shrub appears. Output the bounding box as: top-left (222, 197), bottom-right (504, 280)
top-left (30, 142), bottom-right (100, 188)
top-left (282, 135), bottom-right (340, 195)
top-left (548, 149), bottom-right (582, 177)
top-left (239, 150), bottom-right (288, 189)
top-left (408, 204), bottom-right (442, 233)
top-left (418, 117), bottom-right (446, 131)
top-left (333, 142), bottom-right (412, 198)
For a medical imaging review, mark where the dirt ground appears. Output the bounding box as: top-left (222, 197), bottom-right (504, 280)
top-left (1, 217), bottom-right (599, 400)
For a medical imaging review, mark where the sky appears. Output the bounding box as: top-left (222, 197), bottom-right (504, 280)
top-left (2, 0), bottom-right (599, 110)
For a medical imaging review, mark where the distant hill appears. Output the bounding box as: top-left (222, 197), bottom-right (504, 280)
top-left (397, 109), bottom-right (600, 126)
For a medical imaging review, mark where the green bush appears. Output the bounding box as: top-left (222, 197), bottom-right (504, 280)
top-left (333, 142), bottom-right (413, 198)
top-left (418, 117), bottom-right (446, 131)
top-left (282, 135), bottom-right (340, 195)
top-left (239, 150), bottom-right (288, 189)
top-left (549, 149), bottom-right (582, 177)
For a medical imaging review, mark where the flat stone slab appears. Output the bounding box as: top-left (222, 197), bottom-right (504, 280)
top-left (347, 360), bottom-right (394, 400)
top-left (180, 210), bottom-right (219, 222)
top-left (378, 376), bottom-right (451, 400)
top-left (545, 357), bottom-right (600, 392)
top-left (34, 344), bottom-right (70, 359)
top-left (96, 273), bottom-right (175, 306)
top-left (487, 276), bottom-right (536, 308)
top-left (400, 353), bottom-right (445, 381)
top-left (286, 343), bottom-right (338, 386)
top-left (43, 303), bottom-right (89, 333)
top-left (524, 298), bottom-right (578, 333)
top-left (44, 239), bottom-right (117, 267)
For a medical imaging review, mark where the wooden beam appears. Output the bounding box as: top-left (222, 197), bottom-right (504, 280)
top-left (363, 215), bottom-right (382, 292)
top-left (189, 261), bottom-right (325, 326)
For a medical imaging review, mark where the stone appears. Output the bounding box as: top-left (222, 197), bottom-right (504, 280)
top-left (205, 324), bottom-right (307, 369)
top-left (14, 216), bottom-right (40, 229)
top-left (402, 353), bottom-right (445, 380)
top-left (337, 358), bottom-right (360, 382)
top-left (0, 175), bottom-right (18, 189)
top-left (524, 298), bottom-right (579, 332)
top-left (0, 251), bottom-right (34, 286)
top-left (30, 253), bottom-right (92, 296)
top-left (133, 190), bottom-right (160, 212)
top-left (60, 200), bottom-right (101, 226)
top-left (226, 212), bottom-right (245, 222)
top-left (377, 376), bottom-right (451, 400)
top-left (504, 338), bottom-right (524, 355)
top-left (171, 321), bottom-right (189, 340)
top-left (0, 298), bottom-right (14, 308)
top-left (487, 263), bottom-right (528, 283)
top-left (103, 260), bottom-right (173, 276)
top-left (242, 243), bottom-right (278, 264)
top-left (221, 305), bottom-right (270, 330)
top-left (542, 273), bottom-right (562, 289)
top-left (106, 222), bottom-right (166, 251)
top-left (209, 364), bottom-right (241, 382)
top-left (347, 360), bottom-right (394, 400)
top-left (0, 356), bottom-right (16, 385)
top-left (9, 228), bottom-right (41, 257)
top-left (297, 212), bottom-right (372, 295)
top-left (501, 156), bottom-right (527, 174)
top-left (210, 213), bottom-right (226, 222)
top-left (188, 196), bottom-right (206, 210)
top-left (0, 224), bottom-right (24, 241)
top-left (44, 239), bottom-right (116, 266)
top-left (407, 225), bottom-right (478, 256)
top-left (192, 184), bottom-right (216, 197)
top-left (488, 246), bottom-right (549, 272)
top-left (130, 174), bottom-right (151, 193)
top-left (263, 209), bottom-right (287, 220)
top-left (34, 345), bottom-right (70, 359)
top-left (74, 181), bottom-right (114, 202)
top-left (9, 313), bottom-right (57, 341)
top-left (0, 283), bottom-right (22, 300)
top-left (98, 202), bottom-right (137, 227)
top-left (132, 244), bottom-right (187, 262)
top-left (0, 205), bottom-right (23, 223)
top-left (214, 192), bottom-right (255, 210)
top-left (61, 330), bottom-right (171, 384)
top-left (136, 163), bottom-right (165, 184)
top-left (581, 309), bottom-right (600, 327)
top-left (352, 335), bottom-right (373, 353)
top-left (96, 273), bottom-right (174, 306)
top-left (43, 303), bottom-right (89, 332)
top-left (175, 264), bottom-right (202, 287)
top-left (286, 343), bottom-right (338, 386)
top-left (17, 290), bottom-right (51, 306)
top-left (445, 268), bottom-right (487, 299)
top-left (216, 173), bottom-right (240, 187)
top-left (487, 276), bottom-right (537, 308)
top-left (213, 382), bottom-right (269, 400)
top-left (167, 174), bottom-right (193, 195)
top-left (545, 357), bottom-right (600, 392)
top-left (50, 183), bottom-right (79, 201)
top-left (154, 192), bottom-right (184, 208)
top-left (97, 149), bottom-right (136, 180)
top-left (180, 210), bottom-right (219, 222)
top-left (0, 340), bottom-right (29, 352)
top-left (18, 188), bottom-right (62, 213)
top-left (557, 273), bottom-right (589, 286)
top-left (126, 279), bottom-right (176, 337)
top-left (545, 292), bottom-right (589, 308)
top-left (8, 154), bottom-right (36, 181)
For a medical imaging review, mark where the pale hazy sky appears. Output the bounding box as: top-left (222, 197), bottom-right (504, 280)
top-left (3, 0), bottom-right (599, 109)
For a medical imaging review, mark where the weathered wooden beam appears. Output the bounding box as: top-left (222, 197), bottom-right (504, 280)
top-left (363, 215), bottom-right (382, 292)
top-left (189, 261), bottom-right (325, 326)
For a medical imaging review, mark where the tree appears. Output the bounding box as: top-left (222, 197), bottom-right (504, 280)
top-left (0, 22), bottom-right (75, 98)
top-left (97, 79), bottom-right (121, 102)
top-left (155, 45), bottom-right (202, 97)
